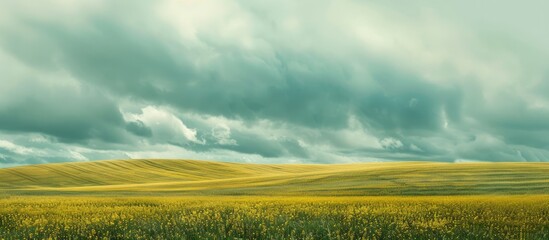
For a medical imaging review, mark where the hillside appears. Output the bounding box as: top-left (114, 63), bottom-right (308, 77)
top-left (1, 159), bottom-right (548, 196)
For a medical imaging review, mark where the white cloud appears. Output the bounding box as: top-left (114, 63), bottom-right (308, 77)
top-left (67, 150), bottom-right (88, 161)
top-left (337, 115), bottom-right (382, 149)
top-left (380, 138), bottom-right (404, 150)
top-left (0, 140), bottom-right (34, 155)
top-left (124, 106), bottom-right (204, 144)
top-left (211, 125), bottom-right (237, 146)
top-left (410, 144), bottom-right (423, 152)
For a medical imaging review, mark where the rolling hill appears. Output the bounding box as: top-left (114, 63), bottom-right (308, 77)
top-left (1, 159), bottom-right (548, 196)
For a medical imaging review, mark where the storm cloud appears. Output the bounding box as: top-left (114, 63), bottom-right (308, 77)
top-left (1, 0), bottom-right (548, 166)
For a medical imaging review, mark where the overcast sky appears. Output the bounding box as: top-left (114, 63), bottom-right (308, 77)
top-left (1, 0), bottom-right (548, 166)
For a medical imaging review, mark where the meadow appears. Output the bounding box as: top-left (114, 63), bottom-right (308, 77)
top-left (0, 160), bottom-right (548, 239)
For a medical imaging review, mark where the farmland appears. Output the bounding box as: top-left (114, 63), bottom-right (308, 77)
top-left (1, 159), bottom-right (548, 196)
top-left (1, 195), bottom-right (548, 239)
top-left (0, 160), bottom-right (548, 239)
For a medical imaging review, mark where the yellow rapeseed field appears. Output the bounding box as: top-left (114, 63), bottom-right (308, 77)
top-left (0, 195), bottom-right (548, 239)
top-left (1, 160), bottom-right (548, 239)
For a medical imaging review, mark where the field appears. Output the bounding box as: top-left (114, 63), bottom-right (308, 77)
top-left (0, 160), bottom-right (548, 239)
top-left (1, 196), bottom-right (548, 239)
top-left (1, 159), bottom-right (549, 195)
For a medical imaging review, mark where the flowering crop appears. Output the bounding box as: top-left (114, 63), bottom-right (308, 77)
top-left (0, 195), bottom-right (547, 239)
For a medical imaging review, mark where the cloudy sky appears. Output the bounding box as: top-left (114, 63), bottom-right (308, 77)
top-left (1, 0), bottom-right (548, 167)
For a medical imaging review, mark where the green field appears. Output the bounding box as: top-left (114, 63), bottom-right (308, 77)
top-left (1, 159), bottom-right (548, 195)
top-left (1, 160), bottom-right (548, 239)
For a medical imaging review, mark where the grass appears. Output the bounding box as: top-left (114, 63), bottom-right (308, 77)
top-left (0, 159), bottom-right (548, 195)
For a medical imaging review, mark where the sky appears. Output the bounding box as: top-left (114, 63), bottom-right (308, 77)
top-left (1, 0), bottom-right (548, 167)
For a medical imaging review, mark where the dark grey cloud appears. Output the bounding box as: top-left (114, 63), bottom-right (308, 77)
top-left (0, 86), bottom-right (126, 143)
top-left (0, 0), bottom-right (548, 166)
top-left (126, 120), bottom-right (153, 138)
top-left (356, 65), bottom-right (464, 132)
